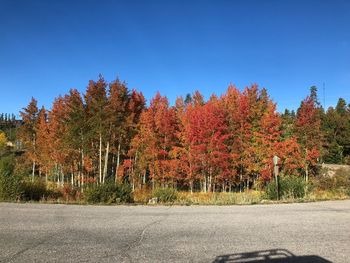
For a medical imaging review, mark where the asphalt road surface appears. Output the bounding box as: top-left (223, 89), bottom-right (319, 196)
top-left (0, 200), bottom-right (349, 263)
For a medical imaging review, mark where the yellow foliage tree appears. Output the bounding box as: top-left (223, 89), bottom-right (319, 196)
top-left (0, 131), bottom-right (7, 151)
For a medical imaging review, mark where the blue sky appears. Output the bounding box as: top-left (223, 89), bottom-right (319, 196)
top-left (0, 0), bottom-right (349, 115)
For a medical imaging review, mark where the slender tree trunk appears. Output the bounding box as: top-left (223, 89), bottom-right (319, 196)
top-left (208, 167), bottom-right (212, 192)
top-left (115, 142), bottom-right (121, 183)
top-left (111, 155), bottom-right (115, 177)
top-left (61, 167), bottom-right (64, 187)
top-left (81, 148), bottom-right (84, 191)
top-left (31, 134), bottom-right (36, 182)
top-left (305, 148), bottom-right (309, 182)
top-left (71, 170), bottom-right (74, 186)
top-left (305, 162), bottom-right (309, 182)
top-left (102, 141), bottom-right (110, 183)
top-left (32, 161), bottom-right (36, 182)
top-left (152, 165), bottom-right (155, 190)
top-left (80, 133), bottom-right (84, 190)
top-left (239, 174), bottom-right (242, 193)
top-left (78, 171), bottom-right (81, 188)
top-left (208, 172), bottom-right (212, 193)
top-left (143, 170), bottom-right (146, 186)
top-left (55, 164), bottom-right (59, 186)
top-left (138, 173), bottom-right (142, 189)
top-left (99, 132), bottom-right (102, 184)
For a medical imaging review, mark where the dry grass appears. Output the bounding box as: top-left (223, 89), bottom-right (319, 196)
top-left (306, 189), bottom-right (349, 201)
top-left (132, 188), bottom-right (153, 204)
top-left (175, 190), bottom-right (263, 205)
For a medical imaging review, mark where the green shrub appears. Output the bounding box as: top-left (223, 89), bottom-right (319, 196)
top-left (153, 187), bottom-right (178, 203)
top-left (0, 154), bottom-right (15, 175)
top-left (266, 175), bottom-right (307, 200)
top-left (0, 172), bottom-right (23, 201)
top-left (84, 182), bottom-right (132, 204)
top-left (266, 181), bottom-right (278, 200)
top-left (21, 179), bottom-right (48, 201)
top-left (283, 175), bottom-right (307, 198)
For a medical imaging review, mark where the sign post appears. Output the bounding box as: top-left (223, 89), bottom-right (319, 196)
top-left (273, 155), bottom-right (280, 200)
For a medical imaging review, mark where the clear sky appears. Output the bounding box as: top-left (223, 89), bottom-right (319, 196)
top-left (1, 0), bottom-right (350, 115)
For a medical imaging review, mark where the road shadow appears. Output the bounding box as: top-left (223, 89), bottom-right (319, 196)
top-left (212, 249), bottom-right (332, 263)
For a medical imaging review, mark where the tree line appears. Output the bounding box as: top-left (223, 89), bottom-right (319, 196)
top-left (10, 77), bottom-right (350, 192)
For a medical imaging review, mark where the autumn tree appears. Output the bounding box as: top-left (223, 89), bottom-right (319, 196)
top-left (19, 97), bottom-right (39, 181)
top-left (183, 93), bottom-right (230, 192)
top-left (0, 131), bottom-right (7, 153)
top-left (130, 92), bottom-right (178, 189)
top-left (35, 106), bottom-right (51, 181)
top-left (48, 96), bottom-right (70, 186)
top-left (295, 95), bottom-right (322, 181)
top-left (124, 90), bottom-right (145, 188)
top-left (64, 89), bottom-right (87, 186)
top-left (84, 75), bottom-right (108, 184)
top-left (105, 79), bottom-right (130, 183)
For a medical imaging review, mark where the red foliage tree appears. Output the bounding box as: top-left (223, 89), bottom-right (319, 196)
top-left (295, 96), bottom-right (322, 180)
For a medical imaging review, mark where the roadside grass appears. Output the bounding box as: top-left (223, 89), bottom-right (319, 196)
top-left (175, 191), bottom-right (263, 205)
top-left (305, 189), bottom-right (349, 201)
top-left (1, 173), bottom-right (349, 205)
top-left (1, 189), bottom-right (348, 205)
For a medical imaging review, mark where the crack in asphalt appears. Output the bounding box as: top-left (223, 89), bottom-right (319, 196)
top-left (105, 206), bottom-right (172, 263)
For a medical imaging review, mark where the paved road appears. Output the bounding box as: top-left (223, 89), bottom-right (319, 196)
top-left (0, 201), bottom-right (349, 263)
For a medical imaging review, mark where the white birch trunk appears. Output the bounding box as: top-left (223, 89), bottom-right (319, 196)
top-left (115, 142), bottom-right (121, 184)
top-left (102, 141), bottom-right (110, 183)
top-left (99, 132), bottom-right (102, 184)
top-left (81, 148), bottom-right (84, 190)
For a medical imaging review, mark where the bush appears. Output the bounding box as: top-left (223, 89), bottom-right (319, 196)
top-left (312, 169), bottom-right (350, 191)
top-left (61, 184), bottom-right (79, 201)
top-left (0, 172), bottom-right (23, 201)
top-left (133, 188), bottom-right (152, 204)
top-left (153, 187), bottom-right (178, 203)
top-left (266, 175), bottom-right (307, 200)
top-left (45, 188), bottom-right (63, 201)
top-left (0, 154), bottom-right (15, 175)
top-left (84, 182), bottom-right (132, 204)
top-left (21, 179), bottom-right (48, 201)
